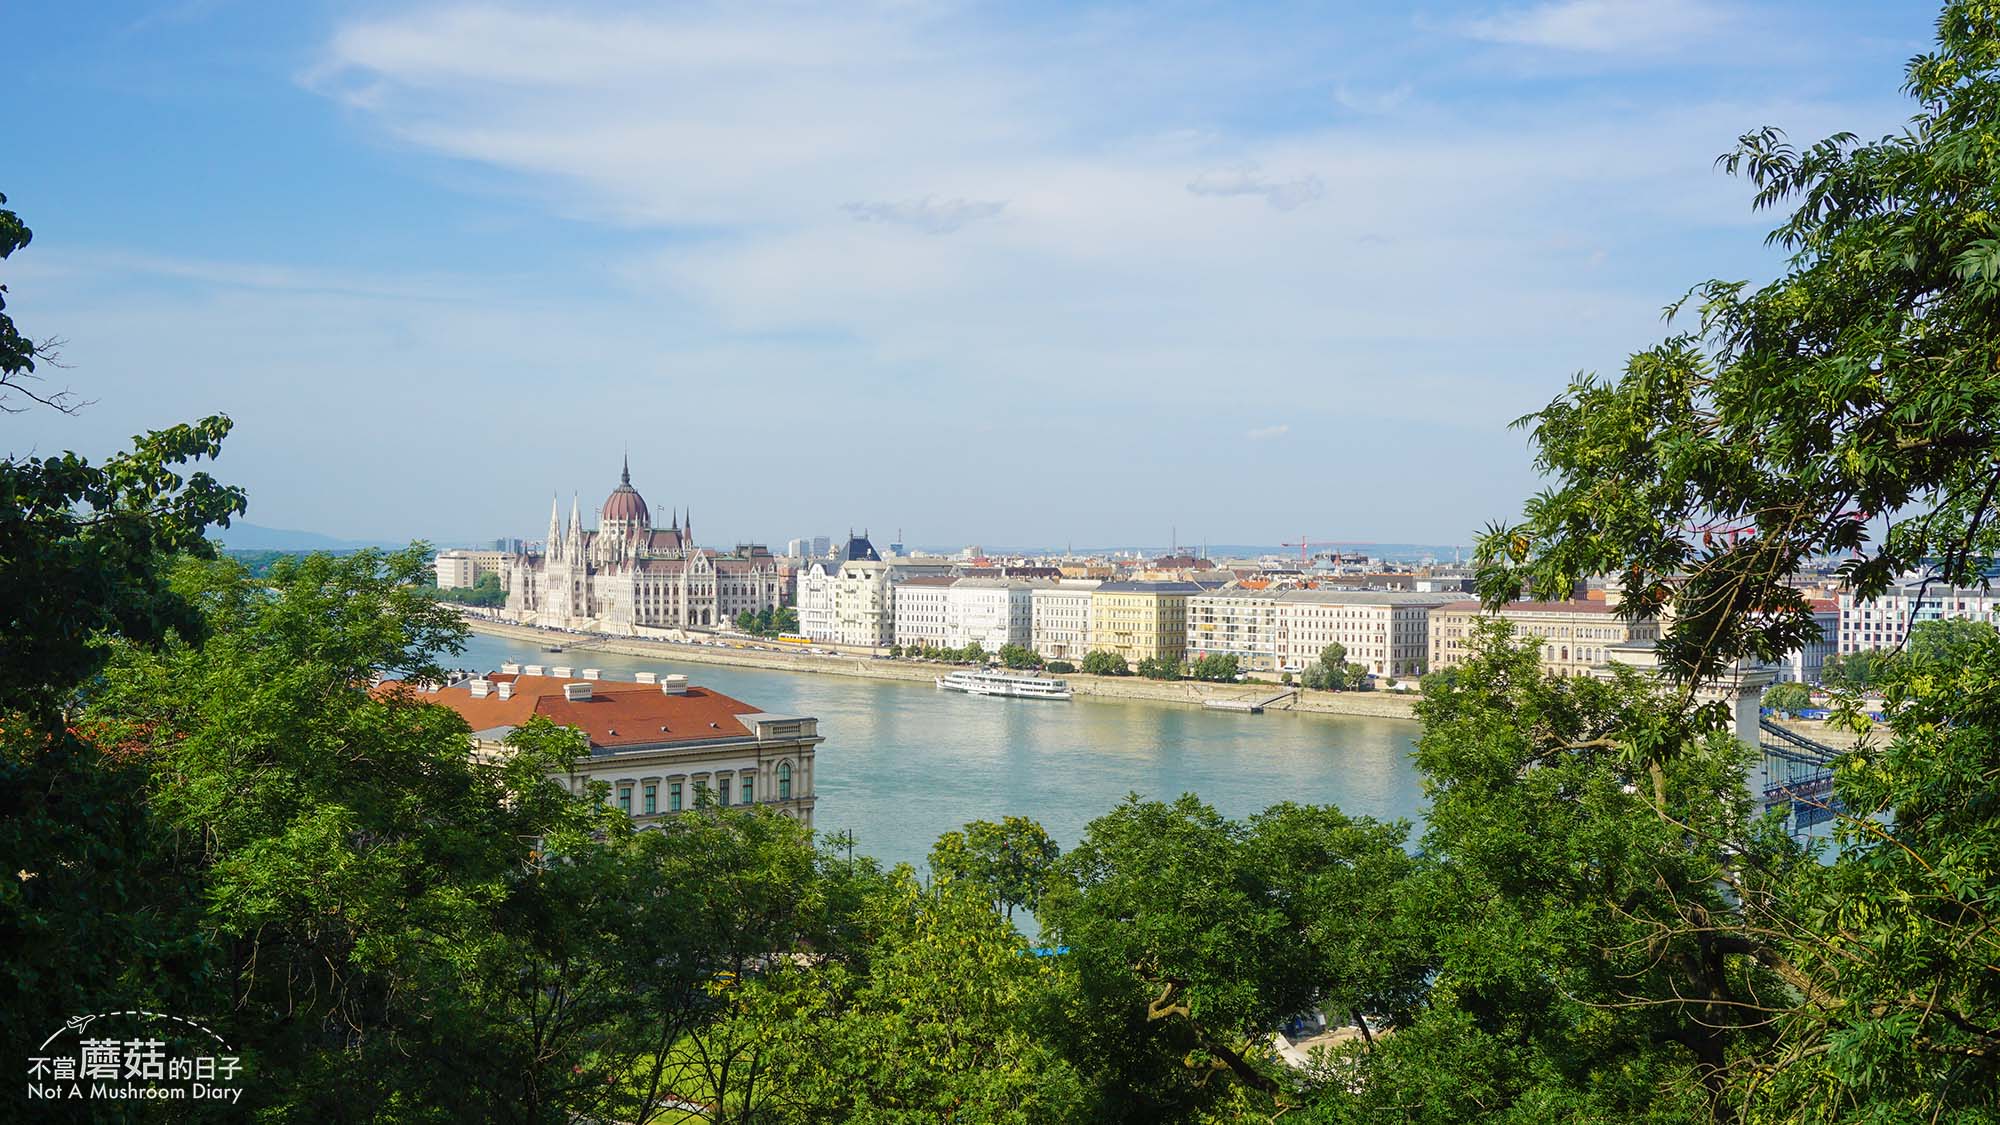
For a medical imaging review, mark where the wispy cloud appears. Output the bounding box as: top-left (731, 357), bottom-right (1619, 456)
top-left (1186, 165), bottom-right (1324, 211)
top-left (1457, 0), bottom-right (1729, 52)
top-left (1246, 424), bottom-right (1290, 441)
top-left (842, 197), bottom-right (1006, 235)
top-left (1334, 82), bottom-right (1413, 115)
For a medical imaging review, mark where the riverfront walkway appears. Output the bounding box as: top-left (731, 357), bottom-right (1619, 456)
top-left (457, 615), bottom-right (1420, 722)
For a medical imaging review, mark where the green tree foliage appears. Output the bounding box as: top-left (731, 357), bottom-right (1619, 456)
top-left (1474, 3), bottom-right (2000, 685)
top-left (1039, 794), bottom-right (1417, 1121)
top-left (1301, 643), bottom-right (1367, 691)
top-left (1822, 647), bottom-right (1890, 689)
top-left (1000, 643), bottom-right (1044, 669)
top-left (928, 815), bottom-right (1061, 921)
top-left (734, 604), bottom-right (801, 637)
top-left (1763, 680), bottom-right (1813, 712)
top-left (0, 191), bottom-right (246, 1077)
top-left (1136, 655), bottom-right (1182, 680)
top-left (1081, 650), bottom-right (1130, 676)
top-left (1190, 653), bottom-right (1240, 682)
top-left (0, 193), bottom-right (245, 720)
top-left (431, 567), bottom-right (507, 606)
top-left (1322, 625), bottom-right (1786, 1123)
top-left (705, 873), bottom-right (1089, 1122)
top-left (1045, 660), bottom-right (1076, 674)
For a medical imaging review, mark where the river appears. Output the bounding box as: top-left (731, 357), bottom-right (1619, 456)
top-left (451, 631), bottom-right (1427, 872)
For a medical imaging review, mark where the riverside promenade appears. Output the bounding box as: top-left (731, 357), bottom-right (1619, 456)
top-left (460, 615), bottom-right (1420, 722)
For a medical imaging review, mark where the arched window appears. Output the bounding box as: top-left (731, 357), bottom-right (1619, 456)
top-left (777, 762), bottom-right (792, 801)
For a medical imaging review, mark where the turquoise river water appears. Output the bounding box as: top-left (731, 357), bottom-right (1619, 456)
top-left (452, 632), bottom-right (1427, 871)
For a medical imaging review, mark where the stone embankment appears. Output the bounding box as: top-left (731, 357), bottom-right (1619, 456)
top-left (460, 616), bottom-right (1419, 722)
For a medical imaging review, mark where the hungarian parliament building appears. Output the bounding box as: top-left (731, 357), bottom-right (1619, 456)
top-left (504, 460), bottom-right (786, 633)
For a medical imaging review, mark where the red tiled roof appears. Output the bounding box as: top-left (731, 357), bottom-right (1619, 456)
top-left (384, 674), bottom-right (763, 750)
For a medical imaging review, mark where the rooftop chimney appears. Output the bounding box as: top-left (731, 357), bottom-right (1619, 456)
top-left (497, 682), bottom-right (514, 700)
top-left (661, 674), bottom-right (688, 695)
top-left (552, 665), bottom-right (573, 678)
top-left (635, 671), bottom-right (659, 684)
top-left (563, 682), bottom-right (592, 701)
top-left (524, 664), bottom-right (545, 676)
top-left (580, 668), bottom-right (601, 680)
top-left (500, 662), bottom-right (522, 675)
top-left (468, 678), bottom-right (492, 698)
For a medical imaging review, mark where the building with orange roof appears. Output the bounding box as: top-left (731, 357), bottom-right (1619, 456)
top-left (393, 666), bottom-right (823, 828)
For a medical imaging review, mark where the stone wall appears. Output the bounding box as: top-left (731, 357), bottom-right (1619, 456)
top-left (460, 616), bottom-right (1419, 722)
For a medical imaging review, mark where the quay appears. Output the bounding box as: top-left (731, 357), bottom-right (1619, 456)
top-left (457, 614), bottom-right (1420, 722)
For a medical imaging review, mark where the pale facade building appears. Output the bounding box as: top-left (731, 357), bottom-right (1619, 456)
top-left (1186, 590), bottom-right (1283, 671)
top-left (505, 460), bottom-right (785, 633)
top-left (1775, 601), bottom-right (1839, 683)
top-left (1031, 581), bottom-right (1101, 662)
top-left (435, 549), bottom-right (513, 589)
top-left (943, 578), bottom-right (1035, 653)
top-left (1836, 580), bottom-right (2000, 655)
top-left (893, 576), bottom-right (957, 649)
top-left (1090, 581), bottom-right (1203, 664)
top-left (796, 533), bottom-right (953, 648)
top-left (1275, 590), bottom-right (1460, 678)
top-left (393, 668), bottom-right (822, 828)
top-left (1429, 599), bottom-right (1661, 677)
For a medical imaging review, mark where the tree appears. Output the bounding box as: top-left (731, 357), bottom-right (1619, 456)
top-left (705, 873), bottom-right (1088, 1122)
top-left (962, 640), bottom-right (987, 664)
top-left (1473, 3), bottom-right (2000, 687)
top-left (1136, 655), bottom-right (1181, 680)
top-left (1081, 650), bottom-right (1130, 677)
top-left (1046, 660), bottom-right (1076, 674)
top-left (1447, 10), bottom-right (2000, 1115)
top-left (1039, 794), bottom-right (1419, 1120)
top-left (928, 816), bottom-right (1061, 922)
top-left (1763, 680), bottom-right (1812, 713)
top-left (1190, 653), bottom-right (1239, 682)
top-left (1000, 643), bottom-right (1044, 670)
top-left (1, 191), bottom-right (246, 1069)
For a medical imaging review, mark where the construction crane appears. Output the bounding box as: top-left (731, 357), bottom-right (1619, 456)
top-left (1281, 537), bottom-right (1344, 563)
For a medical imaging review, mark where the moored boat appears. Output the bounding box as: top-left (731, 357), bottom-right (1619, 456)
top-left (935, 669), bottom-right (1074, 701)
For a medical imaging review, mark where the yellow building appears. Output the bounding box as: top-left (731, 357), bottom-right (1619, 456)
top-left (1429, 598), bottom-right (1660, 677)
top-left (1089, 581), bottom-right (1205, 664)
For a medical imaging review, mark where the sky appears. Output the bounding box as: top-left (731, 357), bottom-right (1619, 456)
top-left (4, 0), bottom-right (1940, 550)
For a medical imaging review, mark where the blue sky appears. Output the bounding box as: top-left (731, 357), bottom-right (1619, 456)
top-left (5, 0), bottom-right (1938, 549)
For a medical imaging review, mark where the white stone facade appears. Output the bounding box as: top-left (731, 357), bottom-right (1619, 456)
top-left (1031, 581), bottom-right (1101, 662)
top-left (1836, 581), bottom-right (2000, 655)
top-left (943, 579), bottom-right (1034, 653)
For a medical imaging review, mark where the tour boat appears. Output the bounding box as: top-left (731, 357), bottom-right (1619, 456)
top-left (935, 669), bottom-right (1074, 701)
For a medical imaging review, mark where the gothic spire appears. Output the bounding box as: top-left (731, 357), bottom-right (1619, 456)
top-left (621, 447), bottom-right (630, 487)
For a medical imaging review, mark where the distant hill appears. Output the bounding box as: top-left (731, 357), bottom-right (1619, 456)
top-left (923, 543), bottom-right (1473, 564)
top-left (210, 522), bottom-right (410, 552)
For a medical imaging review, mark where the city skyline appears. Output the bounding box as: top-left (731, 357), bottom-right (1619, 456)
top-left (9, 0), bottom-right (1933, 545)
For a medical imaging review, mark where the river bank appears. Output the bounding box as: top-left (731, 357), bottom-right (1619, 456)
top-left (459, 616), bottom-right (1421, 722)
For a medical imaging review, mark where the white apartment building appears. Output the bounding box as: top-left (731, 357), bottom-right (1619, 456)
top-left (1031, 581), bottom-right (1102, 662)
top-left (944, 578), bottom-right (1035, 653)
top-left (1185, 590), bottom-right (1282, 671)
top-left (435, 549), bottom-right (513, 589)
top-left (1837, 580), bottom-right (2000, 655)
top-left (796, 534), bottom-right (954, 648)
top-left (893, 576), bottom-right (958, 648)
top-left (1275, 590), bottom-right (1461, 677)
top-left (1775, 601), bottom-right (1839, 683)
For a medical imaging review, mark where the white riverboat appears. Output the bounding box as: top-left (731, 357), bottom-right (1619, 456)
top-left (935, 669), bottom-right (1075, 701)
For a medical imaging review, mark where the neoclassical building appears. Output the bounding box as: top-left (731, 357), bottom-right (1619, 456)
top-left (505, 460), bottom-right (785, 633)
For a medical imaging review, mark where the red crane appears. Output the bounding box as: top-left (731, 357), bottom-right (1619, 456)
top-left (1281, 537), bottom-right (1344, 563)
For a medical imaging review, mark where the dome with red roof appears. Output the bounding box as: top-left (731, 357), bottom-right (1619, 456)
top-left (602, 456), bottom-right (651, 530)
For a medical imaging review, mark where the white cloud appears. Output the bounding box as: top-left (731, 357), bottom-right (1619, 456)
top-left (1457, 0), bottom-right (1729, 52)
top-left (843, 197), bottom-right (1007, 234)
top-left (1246, 424), bottom-right (1289, 441)
top-left (1186, 165), bottom-right (1325, 211)
top-left (1334, 82), bottom-right (1414, 115)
